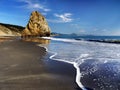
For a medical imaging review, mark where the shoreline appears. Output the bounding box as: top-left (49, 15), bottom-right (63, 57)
top-left (0, 39), bottom-right (80, 90)
top-left (41, 37), bottom-right (93, 90)
top-left (41, 45), bottom-right (93, 90)
top-left (38, 40), bottom-right (87, 90)
top-left (48, 51), bottom-right (87, 90)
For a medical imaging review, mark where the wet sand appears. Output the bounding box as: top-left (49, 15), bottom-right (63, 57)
top-left (0, 40), bottom-right (79, 90)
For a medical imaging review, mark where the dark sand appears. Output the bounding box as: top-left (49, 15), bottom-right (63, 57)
top-left (0, 39), bottom-right (79, 90)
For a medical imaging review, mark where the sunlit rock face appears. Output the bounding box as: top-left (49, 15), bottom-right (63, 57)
top-left (22, 11), bottom-right (51, 37)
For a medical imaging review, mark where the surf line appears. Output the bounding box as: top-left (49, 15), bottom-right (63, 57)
top-left (38, 44), bottom-right (87, 90)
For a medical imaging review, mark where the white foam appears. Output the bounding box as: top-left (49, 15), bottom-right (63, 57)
top-left (49, 51), bottom-right (87, 90)
top-left (73, 62), bottom-right (87, 90)
top-left (42, 37), bottom-right (79, 43)
top-left (42, 37), bottom-right (120, 63)
top-left (37, 44), bottom-right (87, 90)
top-left (38, 37), bottom-right (120, 90)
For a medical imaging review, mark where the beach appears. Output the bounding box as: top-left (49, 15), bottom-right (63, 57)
top-left (1, 37), bottom-right (120, 90)
top-left (0, 38), bottom-right (79, 90)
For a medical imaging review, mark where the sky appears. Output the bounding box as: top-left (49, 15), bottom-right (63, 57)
top-left (0, 0), bottom-right (120, 35)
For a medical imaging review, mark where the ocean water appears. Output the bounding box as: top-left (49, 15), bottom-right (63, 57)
top-left (41, 36), bottom-right (120, 90)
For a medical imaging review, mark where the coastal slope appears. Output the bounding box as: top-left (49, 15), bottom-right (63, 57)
top-left (0, 23), bottom-right (24, 36)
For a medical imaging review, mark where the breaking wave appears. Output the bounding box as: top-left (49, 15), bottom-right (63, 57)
top-left (40, 37), bottom-right (120, 90)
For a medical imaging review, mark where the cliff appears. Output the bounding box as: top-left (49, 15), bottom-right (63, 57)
top-left (22, 11), bottom-right (51, 37)
top-left (0, 23), bottom-right (24, 36)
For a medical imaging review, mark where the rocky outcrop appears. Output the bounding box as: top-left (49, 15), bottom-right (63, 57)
top-left (0, 11), bottom-right (50, 37)
top-left (22, 11), bottom-right (51, 37)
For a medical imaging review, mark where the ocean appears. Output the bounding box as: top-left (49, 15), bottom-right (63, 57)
top-left (41, 35), bottom-right (120, 90)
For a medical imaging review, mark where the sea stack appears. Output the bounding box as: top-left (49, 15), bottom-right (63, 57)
top-left (22, 11), bottom-right (51, 37)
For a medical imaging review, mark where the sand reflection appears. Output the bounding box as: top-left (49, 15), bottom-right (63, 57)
top-left (22, 37), bottom-right (50, 44)
top-left (0, 37), bottom-right (14, 42)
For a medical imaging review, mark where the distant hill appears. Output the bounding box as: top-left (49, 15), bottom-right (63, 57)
top-left (0, 23), bottom-right (24, 36)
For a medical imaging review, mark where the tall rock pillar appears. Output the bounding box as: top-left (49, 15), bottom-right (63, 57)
top-left (22, 11), bottom-right (51, 37)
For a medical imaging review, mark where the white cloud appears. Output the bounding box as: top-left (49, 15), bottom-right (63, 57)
top-left (19, 0), bottom-right (50, 12)
top-left (79, 29), bottom-right (86, 33)
top-left (41, 12), bottom-right (47, 15)
top-left (110, 30), bottom-right (120, 36)
top-left (51, 13), bottom-right (73, 23)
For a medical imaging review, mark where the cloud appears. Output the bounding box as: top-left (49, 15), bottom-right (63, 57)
top-left (79, 29), bottom-right (86, 33)
top-left (54, 13), bottom-right (73, 23)
top-left (110, 29), bottom-right (120, 36)
top-left (48, 13), bottom-right (73, 23)
top-left (41, 12), bottom-right (47, 15)
top-left (19, 0), bottom-right (50, 12)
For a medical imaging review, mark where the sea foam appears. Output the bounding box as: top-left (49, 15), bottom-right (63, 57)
top-left (40, 37), bottom-right (87, 90)
top-left (40, 37), bottom-right (120, 90)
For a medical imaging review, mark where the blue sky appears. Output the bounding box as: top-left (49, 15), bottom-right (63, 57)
top-left (0, 0), bottom-right (120, 35)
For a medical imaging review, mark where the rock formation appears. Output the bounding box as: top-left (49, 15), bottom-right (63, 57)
top-left (22, 11), bottom-right (51, 37)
